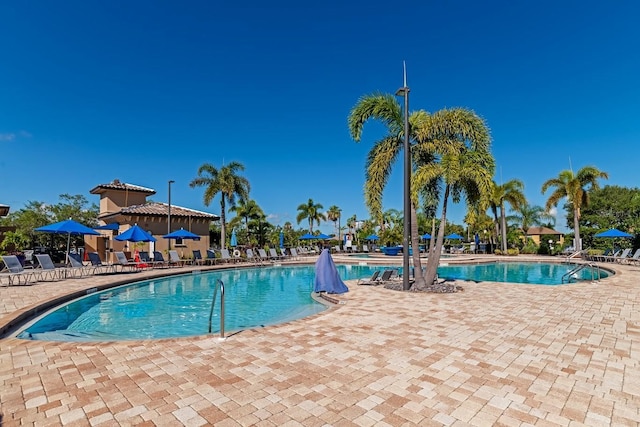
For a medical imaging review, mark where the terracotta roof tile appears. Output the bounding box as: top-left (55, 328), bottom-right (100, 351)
top-left (527, 226), bottom-right (562, 235)
top-left (118, 202), bottom-right (218, 220)
top-left (90, 179), bottom-right (156, 195)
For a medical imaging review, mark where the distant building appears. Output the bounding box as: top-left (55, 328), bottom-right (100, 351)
top-left (84, 179), bottom-right (219, 262)
top-left (526, 226), bottom-right (564, 245)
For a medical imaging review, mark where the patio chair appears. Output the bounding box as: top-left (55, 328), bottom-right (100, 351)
top-left (269, 248), bottom-right (284, 261)
top-left (137, 251), bottom-right (157, 269)
top-left (34, 254), bottom-right (67, 281)
top-left (114, 251), bottom-right (140, 272)
top-left (192, 250), bottom-right (207, 266)
top-left (245, 248), bottom-right (263, 265)
top-left (88, 252), bottom-right (115, 274)
top-left (357, 270), bottom-right (380, 285)
top-left (279, 247), bottom-right (290, 259)
top-left (614, 248), bottom-right (632, 263)
top-left (68, 253), bottom-right (92, 277)
top-left (257, 248), bottom-right (272, 262)
top-left (219, 249), bottom-right (236, 264)
top-left (362, 244), bottom-right (369, 253)
top-left (289, 247), bottom-right (300, 260)
top-left (622, 248), bottom-right (640, 265)
top-left (601, 248), bottom-right (629, 263)
top-left (152, 251), bottom-right (170, 268)
top-left (205, 249), bottom-right (218, 265)
top-left (168, 250), bottom-right (188, 267)
top-left (1, 255), bottom-right (37, 286)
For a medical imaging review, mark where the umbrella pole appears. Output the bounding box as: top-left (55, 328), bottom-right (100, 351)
top-left (66, 233), bottom-right (71, 266)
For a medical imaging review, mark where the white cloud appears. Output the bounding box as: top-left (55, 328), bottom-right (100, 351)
top-left (0, 133), bottom-right (16, 142)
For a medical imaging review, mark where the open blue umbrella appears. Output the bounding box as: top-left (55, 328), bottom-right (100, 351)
top-left (163, 228), bottom-right (200, 240)
top-left (594, 228), bottom-right (633, 238)
top-left (35, 219), bottom-right (101, 264)
top-left (300, 232), bottom-right (316, 240)
top-left (229, 229), bottom-right (237, 247)
top-left (421, 233), bottom-right (431, 239)
top-left (115, 224), bottom-right (156, 242)
top-left (365, 234), bottom-right (379, 241)
top-left (279, 231), bottom-right (284, 248)
top-left (445, 233), bottom-right (464, 240)
top-left (93, 222), bottom-right (120, 231)
top-left (316, 233), bottom-right (331, 240)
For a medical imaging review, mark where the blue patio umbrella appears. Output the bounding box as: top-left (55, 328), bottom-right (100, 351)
top-left (35, 219), bottom-right (101, 264)
top-left (115, 224), bottom-right (156, 243)
top-left (316, 233), bottom-right (331, 240)
top-left (279, 231), bottom-right (284, 248)
top-left (229, 229), bottom-right (238, 247)
top-left (365, 234), bottom-right (380, 241)
top-left (421, 233), bottom-right (431, 239)
top-left (594, 228), bottom-right (633, 238)
top-left (163, 228), bottom-right (200, 240)
top-left (445, 233), bottom-right (464, 240)
top-left (93, 222), bottom-right (120, 231)
top-left (300, 232), bottom-right (316, 240)
top-left (474, 232), bottom-right (480, 245)
top-left (314, 249), bottom-right (349, 294)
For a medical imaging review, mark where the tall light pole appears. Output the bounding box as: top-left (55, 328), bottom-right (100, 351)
top-left (395, 61), bottom-right (411, 291)
top-left (168, 180), bottom-right (175, 250)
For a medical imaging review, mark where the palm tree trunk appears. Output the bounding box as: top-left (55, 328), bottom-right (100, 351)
top-left (429, 217), bottom-right (436, 254)
top-left (220, 197), bottom-right (227, 249)
top-left (410, 203), bottom-right (425, 289)
top-left (500, 204), bottom-right (508, 252)
top-left (423, 185), bottom-right (450, 287)
top-left (573, 208), bottom-right (581, 251)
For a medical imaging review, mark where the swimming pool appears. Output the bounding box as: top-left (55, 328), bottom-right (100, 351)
top-left (437, 262), bottom-right (608, 285)
top-left (17, 265), bottom-right (382, 342)
top-left (16, 262), bottom-right (606, 342)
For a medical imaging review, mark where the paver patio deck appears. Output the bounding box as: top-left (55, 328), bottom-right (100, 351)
top-left (1, 256), bottom-right (639, 426)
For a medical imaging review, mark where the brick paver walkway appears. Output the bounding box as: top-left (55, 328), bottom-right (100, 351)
top-left (1, 257), bottom-right (639, 426)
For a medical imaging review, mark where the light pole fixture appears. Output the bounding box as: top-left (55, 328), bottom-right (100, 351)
top-left (168, 180), bottom-right (175, 250)
top-left (0, 204), bottom-right (9, 217)
top-left (395, 61), bottom-right (411, 291)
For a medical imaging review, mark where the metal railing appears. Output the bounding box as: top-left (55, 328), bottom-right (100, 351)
top-left (208, 279), bottom-right (225, 339)
top-left (562, 263), bottom-right (602, 283)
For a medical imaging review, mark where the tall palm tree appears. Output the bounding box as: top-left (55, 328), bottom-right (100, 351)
top-left (296, 199), bottom-right (326, 232)
top-left (349, 93), bottom-right (432, 287)
top-left (413, 108), bottom-right (494, 288)
top-left (229, 199), bottom-right (264, 243)
top-left (511, 203), bottom-right (554, 241)
top-left (491, 179), bottom-right (526, 251)
top-left (189, 161), bottom-right (250, 249)
top-left (326, 205), bottom-right (341, 238)
top-left (542, 166), bottom-right (608, 251)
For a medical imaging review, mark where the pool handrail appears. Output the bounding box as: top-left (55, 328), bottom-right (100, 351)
top-left (208, 279), bottom-right (225, 339)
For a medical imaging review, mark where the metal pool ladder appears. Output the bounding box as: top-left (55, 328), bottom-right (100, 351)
top-left (562, 263), bottom-right (601, 283)
top-left (208, 279), bottom-right (225, 339)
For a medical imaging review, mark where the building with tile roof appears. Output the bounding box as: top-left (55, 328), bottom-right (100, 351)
top-left (84, 179), bottom-right (219, 262)
top-left (526, 226), bottom-right (564, 245)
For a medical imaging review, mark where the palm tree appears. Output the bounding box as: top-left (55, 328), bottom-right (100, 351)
top-left (296, 199), bottom-right (326, 232)
top-left (542, 166), bottom-right (608, 251)
top-left (326, 205), bottom-right (341, 238)
top-left (189, 161), bottom-right (250, 249)
top-left (230, 199), bottom-right (264, 243)
top-left (511, 203), bottom-right (554, 241)
top-left (413, 108), bottom-right (495, 288)
top-left (491, 180), bottom-right (526, 251)
top-left (349, 93), bottom-right (432, 287)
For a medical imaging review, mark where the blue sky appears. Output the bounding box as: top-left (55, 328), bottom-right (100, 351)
top-left (2, 1), bottom-right (639, 234)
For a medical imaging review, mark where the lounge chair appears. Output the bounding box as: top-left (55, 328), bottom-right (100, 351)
top-left (258, 248), bottom-right (275, 263)
top-left (206, 249), bottom-right (218, 265)
top-left (614, 248), bottom-right (632, 263)
top-left (621, 248), bottom-right (640, 265)
top-left (152, 251), bottom-right (169, 268)
top-left (88, 252), bottom-right (115, 274)
top-left (219, 249), bottom-right (236, 264)
top-left (289, 248), bottom-right (300, 260)
top-left (269, 248), bottom-right (284, 261)
top-left (68, 253), bottom-right (92, 277)
top-left (357, 270), bottom-right (380, 285)
top-left (601, 248), bottom-right (629, 263)
top-left (246, 248), bottom-right (263, 265)
top-left (168, 250), bottom-right (188, 266)
top-left (362, 244), bottom-right (369, 253)
top-left (114, 251), bottom-right (139, 272)
top-left (34, 254), bottom-right (67, 281)
top-left (192, 250), bottom-right (208, 266)
top-left (1, 255), bottom-right (37, 286)
top-left (137, 251), bottom-right (157, 269)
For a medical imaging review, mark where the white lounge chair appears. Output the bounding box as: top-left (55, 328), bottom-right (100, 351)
top-left (1, 255), bottom-right (37, 285)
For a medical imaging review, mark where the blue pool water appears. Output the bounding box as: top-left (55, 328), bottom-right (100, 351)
top-left (17, 262), bottom-right (606, 341)
top-left (437, 262), bottom-right (608, 285)
top-left (18, 265), bottom-right (382, 341)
